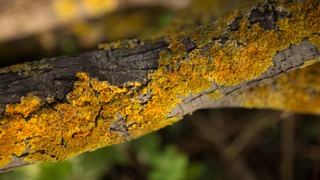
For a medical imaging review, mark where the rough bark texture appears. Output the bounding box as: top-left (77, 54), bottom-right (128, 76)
top-left (0, 0), bottom-right (320, 173)
top-left (0, 41), bottom-right (169, 113)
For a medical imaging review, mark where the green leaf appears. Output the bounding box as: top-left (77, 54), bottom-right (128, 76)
top-left (148, 145), bottom-right (188, 180)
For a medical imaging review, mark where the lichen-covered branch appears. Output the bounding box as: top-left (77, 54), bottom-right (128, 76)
top-left (0, 0), bottom-right (319, 173)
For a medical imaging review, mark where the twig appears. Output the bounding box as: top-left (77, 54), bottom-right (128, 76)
top-left (280, 113), bottom-right (295, 180)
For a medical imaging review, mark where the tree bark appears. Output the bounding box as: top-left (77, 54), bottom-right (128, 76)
top-left (0, 0), bottom-right (319, 173)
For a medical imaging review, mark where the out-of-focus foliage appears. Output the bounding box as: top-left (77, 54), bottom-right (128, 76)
top-left (148, 145), bottom-right (188, 180)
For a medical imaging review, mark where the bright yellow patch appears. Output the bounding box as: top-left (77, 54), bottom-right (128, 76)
top-left (301, 57), bottom-right (320, 69)
top-left (53, 0), bottom-right (79, 20)
top-left (207, 90), bottom-right (223, 99)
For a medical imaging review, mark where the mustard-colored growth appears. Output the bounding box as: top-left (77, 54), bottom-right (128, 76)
top-left (0, 71), bottom-right (181, 165)
top-left (0, 61), bottom-right (53, 76)
top-left (5, 95), bottom-right (41, 118)
top-left (207, 90), bottom-right (223, 100)
top-left (0, 63), bottom-right (31, 75)
top-left (310, 34), bottom-right (320, 49)
top-left (161, 0), bottom-right (319, 87)
top-left (1, 0), bottom-right (320, 168)
top-left (98, 38), bottom-right (148, 50)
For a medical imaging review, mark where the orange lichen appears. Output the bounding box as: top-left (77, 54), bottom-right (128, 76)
top-left (5, 95), bottom-right (41, 118)
top-left (0, 117), bottom-right (29, 166)
top-left (1, 0), bottom-right (319, 168)
top-left (161, 0), bottom-right (319, 87)
top-left (0, 71), bottom-right (180, 165)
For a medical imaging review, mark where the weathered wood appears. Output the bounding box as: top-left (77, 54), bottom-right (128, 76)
top-left (0, 40), bottom-right (169, 113)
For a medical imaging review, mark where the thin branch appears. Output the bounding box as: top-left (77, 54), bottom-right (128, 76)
top-left (280, 113), bottom-right (295, 180)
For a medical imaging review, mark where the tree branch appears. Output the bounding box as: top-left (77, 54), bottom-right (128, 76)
top-left (0, 0), bottom-right (319, 172)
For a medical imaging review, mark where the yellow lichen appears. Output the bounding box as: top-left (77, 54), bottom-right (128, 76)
top-left (5, 95), bottom-right (41, 118)
top-left (0, 61), bottom-right (53, 77)
top-left (310, 34), bottom-right (320, 49)
top-left (0, 69), bottom-right (181, 164)
top-left (301, 57), bottom-right (320, 69)
top-left (98, 39), bottom-right (147, 50)
top-left (124, 81), bottom-right (142, 87)
top-left (1, 0), bottom-right (319, 167)
top-left (157, 0), bottom-right (319, 88)
top-left (0, 63), bottom-right (31, 75)
top-left (207, 90), bottom-right (223, 99)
